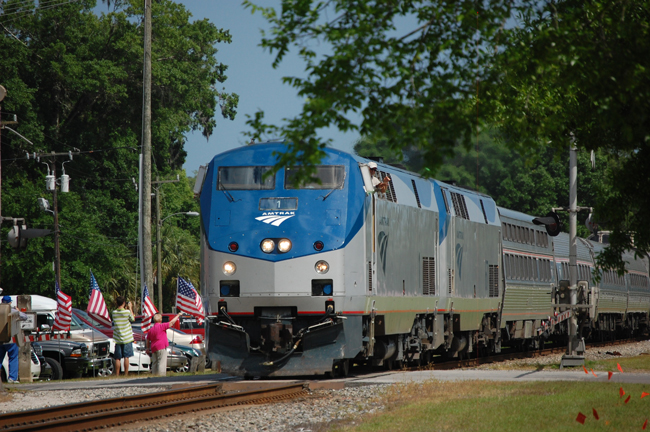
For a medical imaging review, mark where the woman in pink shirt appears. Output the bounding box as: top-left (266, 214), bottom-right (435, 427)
top-left (146, 312), bottom-right (182, 376)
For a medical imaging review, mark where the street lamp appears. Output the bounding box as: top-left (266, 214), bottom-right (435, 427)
top-left (156, 211), bottom-right (199, 311)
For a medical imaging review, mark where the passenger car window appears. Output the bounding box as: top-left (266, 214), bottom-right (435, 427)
top-left (218, 166), bottom-right (275, 190)
top-left (285, 165), bottom-right (345, 189)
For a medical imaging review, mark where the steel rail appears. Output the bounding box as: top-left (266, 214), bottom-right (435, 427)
top-left (0, 383), bottom-right (308, 432)
top-left (0, 383), bottom-right (223, 428)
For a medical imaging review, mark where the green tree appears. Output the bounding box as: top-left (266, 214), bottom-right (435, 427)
top-left (244, 0), bottom-right (650, 272)
top-left (0, 0), bottom-right (234, 303)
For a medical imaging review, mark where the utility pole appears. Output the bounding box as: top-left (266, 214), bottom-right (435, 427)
top-left (32, 151), bottom-right (76, 289)
top-left (153, 175), bottom-right (180, 312)
top-left (140, 0), bottom-right (154, 297)
top-left (0, 86), bottom-right (21, 287)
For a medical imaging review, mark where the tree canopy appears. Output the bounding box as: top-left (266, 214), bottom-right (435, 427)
top-left (244, 0), bottom-right (650, 272)
top-left (0, 0), bottom-right (236, 310)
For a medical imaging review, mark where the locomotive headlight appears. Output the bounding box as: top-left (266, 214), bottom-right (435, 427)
top-left (261, 239), bottom-right (275, 253)
top-left (315, 260), bottom-right (329, 274)
top-left (278, 239), bottom-right (292, 253)
top-left (223, 261), bottom-right (236, 275)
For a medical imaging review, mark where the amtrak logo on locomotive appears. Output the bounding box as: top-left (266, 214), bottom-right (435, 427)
top-left (255, 212), bottom-right (296, 226)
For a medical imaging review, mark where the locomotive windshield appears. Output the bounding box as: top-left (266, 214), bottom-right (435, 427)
top-left (218, 166), bottom-right (275, 190)
top-left (285, 165), bottom-right (345, 189)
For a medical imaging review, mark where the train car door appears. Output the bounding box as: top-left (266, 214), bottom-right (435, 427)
top-left (360, 163), bottom-right (377, 294)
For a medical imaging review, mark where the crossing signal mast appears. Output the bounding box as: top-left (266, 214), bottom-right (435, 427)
top-left (533, 142), bottom-right (590, 368)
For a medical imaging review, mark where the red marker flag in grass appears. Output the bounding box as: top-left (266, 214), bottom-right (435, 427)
top-left (591, 369), bottom-right (597, 377)
top-left (643, 419), bottom-right (648, 430)
top-left (620, 387), bottom-right (626, 397)
top-left (583, 365), bottom-right (589, 374)
top-left (625, 395), bottom-right (631, 404)
top-left (608, 371), bottom-right (613, 380)
top-left (592, 408), bottom-right (599, 420)
top-left (641, 392), bottom-right (649, 399)
top-left (576, 412), bottom-right (587, 424)
top-left (618, 363), bottom-right (624, 373)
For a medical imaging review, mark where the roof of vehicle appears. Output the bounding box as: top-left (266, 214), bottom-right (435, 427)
top-left (8, 295), bottom-right (57, 311)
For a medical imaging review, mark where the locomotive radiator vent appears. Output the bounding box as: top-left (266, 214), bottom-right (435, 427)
top-left (450, 192), bottom-right (469, 220)
top-left (368, 261), bottom-right (373, 292)
top-left (448, 269), bottom-right (454, 295)
top-left (488, 265), bottom-right (499, 297)
top-left (422, 257), bottom-right (435, 295)
top-left (379, 170), bottom-right (397, 203)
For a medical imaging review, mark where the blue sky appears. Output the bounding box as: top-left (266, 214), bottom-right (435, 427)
top-left (173, 1), bottom-right (360, 174)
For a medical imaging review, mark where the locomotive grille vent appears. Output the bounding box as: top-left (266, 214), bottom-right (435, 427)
top-left (422, 257), bottom-right (435, 295)
top-left (380, 171), bottom-right (397, 203)
top-left (488, 265), bottom-right (499, 297)
top-left (411, 179), bottom-right (421, 208)
top-left (448, 269), bottom-right (453, 294)
top-left (450, 192), bottom-right (469, 219)
top-left (368, 261), bottom-right (373, 292)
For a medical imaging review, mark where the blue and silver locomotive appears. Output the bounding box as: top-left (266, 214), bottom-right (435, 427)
top-left (197, 142), bottom-right (650, 377)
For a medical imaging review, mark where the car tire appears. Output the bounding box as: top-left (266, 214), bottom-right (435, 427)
top-left (96, 357), bottom-right (114, 377)
top-left (205, 356), bottom-right (211, 369)
top-left (175, 356), bottom-right (190, 373)
top-left (45, 358), bottom-right (63, 381)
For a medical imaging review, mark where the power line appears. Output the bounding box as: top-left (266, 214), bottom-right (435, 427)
top-left (0, 0), bottom-right (82, 23)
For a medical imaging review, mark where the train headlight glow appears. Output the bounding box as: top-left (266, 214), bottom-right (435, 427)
top-left (223, 261), bottom-right (236, 275)
top-left (278, 239), bottom-right (292, 253)
top-left (315, 260), bottom-right (329, 274)
top-left (261, 239), bottom-right (275, 253)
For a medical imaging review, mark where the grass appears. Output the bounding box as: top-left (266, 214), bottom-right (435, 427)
top-left (326, 379), bottom-right (650, 432)
top-left (586, 354), bottom-right (650, 373)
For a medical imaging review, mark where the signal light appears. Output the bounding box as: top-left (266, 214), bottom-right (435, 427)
top-left (533, 211), bottom-right (562, 237)
top-left (313, 241), bottom-right (324, 251)
top-left (228, 242), bottom-right (239, 252)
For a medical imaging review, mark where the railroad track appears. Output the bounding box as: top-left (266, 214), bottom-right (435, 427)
top-left (420, 337), bottom-right (646, 371)
top-left (0, 382), bottom-right (309, 432)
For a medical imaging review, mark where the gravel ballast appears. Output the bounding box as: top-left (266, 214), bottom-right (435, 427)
top-left (2, 340), bottom-right (649, 431)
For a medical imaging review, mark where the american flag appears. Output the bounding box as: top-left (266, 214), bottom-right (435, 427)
top-left (87, 271), bottom-right (111, 328)
top-left (52, 281), bottom-right (72, 332)
top-left (176, 277), bottom-right (204, 324)
top-left (141, 285), bottom-right (158, 334)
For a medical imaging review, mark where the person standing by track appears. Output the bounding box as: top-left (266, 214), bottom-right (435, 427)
top-left (111, 296), bottom-right (134, 376)
top-left (146, 312), bottom-right (182, 376)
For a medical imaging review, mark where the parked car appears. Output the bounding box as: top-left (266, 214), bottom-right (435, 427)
top-left (37, 340), bottom-right (93, 380)
top-left (11, 295), bottom-right (113, 377)
top-left (170, 343), bottom-right (202, 373)
top-left (166, 346), bottom-right (187, 371)
top-left (72, 308), bottom-right (151, 373)
top-left (32, 342), bottom-right (52, 381)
